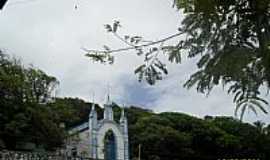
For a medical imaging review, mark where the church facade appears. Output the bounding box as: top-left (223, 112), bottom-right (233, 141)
top-left (66, 97), bottom-right (129, 160)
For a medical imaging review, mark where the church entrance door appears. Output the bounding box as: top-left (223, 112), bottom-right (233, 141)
top-left (104, 130), bottom-right (116, 160)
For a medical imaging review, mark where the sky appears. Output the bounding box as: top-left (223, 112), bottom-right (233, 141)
top-left (0, 0), bottom-right (269, 124)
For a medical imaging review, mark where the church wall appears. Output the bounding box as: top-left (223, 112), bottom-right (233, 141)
top-left (77, 130), bottom-right (91, 157)
top-left (66, 130), bottom-right (91, 158)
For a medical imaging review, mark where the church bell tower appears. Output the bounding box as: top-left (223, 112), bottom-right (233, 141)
top-left (89, 103), bottom-right (97, 159)
top-left (103, 95), bottom-right (114, 121)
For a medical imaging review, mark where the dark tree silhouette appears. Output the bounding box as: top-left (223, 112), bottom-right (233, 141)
top-left (0, 0), bottom-right (8, 9)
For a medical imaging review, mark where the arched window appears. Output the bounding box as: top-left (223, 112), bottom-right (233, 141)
top-left (104, 130), bottom-right (116, 160)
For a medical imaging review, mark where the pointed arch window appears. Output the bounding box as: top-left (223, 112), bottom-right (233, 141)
top-left (104, 130), bottom-right (116, 160)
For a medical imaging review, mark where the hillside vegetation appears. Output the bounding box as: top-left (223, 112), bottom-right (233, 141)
top-left (1, 53), bottom-right (270, 160)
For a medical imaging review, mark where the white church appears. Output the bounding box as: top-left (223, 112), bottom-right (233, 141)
top-left (66, 96), bottom-right (129, 160)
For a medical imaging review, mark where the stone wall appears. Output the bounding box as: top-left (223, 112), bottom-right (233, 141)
top-left (0, 150), bottom-right (97, 160)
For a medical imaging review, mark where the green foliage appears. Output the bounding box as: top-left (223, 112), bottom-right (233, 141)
top-left (85, 21), bottom-right (174, 85)
top-left (131, 111), bottom-right (270, 159)
top-left (176, 0), bottom-right (270, 119)
top-left (124, 108), bottom-right (270, 160)
top-left (84, 1), bottom-right (270, 119)
top-left (0, 53), bottom-right (62, 150)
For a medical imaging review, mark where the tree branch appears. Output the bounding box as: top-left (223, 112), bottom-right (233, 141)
top-left (82, 32), bottom-right (184, 54)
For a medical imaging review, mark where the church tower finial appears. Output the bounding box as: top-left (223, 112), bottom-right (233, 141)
top-left (89, 92), bottom-right (96, 118)
top-left (88, 92), bottom-right (98, 159)
top-left (89, 101), bottom-right (97, 130)
top-left (120, 106), bottom-right (125, 123)
top-left (106, 94), bottom-right (111, 105)
top-left (104, 85), bottom-right (114, 121)
top-left (105, 84), bottom-right (112, 105)
top-left (91, 102), bottom-right (95, 111)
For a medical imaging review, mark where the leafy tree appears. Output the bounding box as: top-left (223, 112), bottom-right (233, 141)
top-left (25, 67), bottom-right (58, 104)
top-left (84, 0), bottom-right (270, 119)
top-left (0, 52), bottom-right (62, 150)
top-left (124, 108), bottom-right (270, 160)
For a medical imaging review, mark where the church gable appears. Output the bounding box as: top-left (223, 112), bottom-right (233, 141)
top-left (66, 98), bottom-right (129, 160)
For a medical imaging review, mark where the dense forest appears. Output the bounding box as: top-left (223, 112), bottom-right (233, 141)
top-left (1, 53), bottom-right (270, 160)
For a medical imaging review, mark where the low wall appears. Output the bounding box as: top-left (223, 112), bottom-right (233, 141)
top-left (0, 150), bottom-right (96, 160)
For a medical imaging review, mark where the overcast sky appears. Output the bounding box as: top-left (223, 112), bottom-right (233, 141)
top-left (0, 0), bottom-right (269, 124)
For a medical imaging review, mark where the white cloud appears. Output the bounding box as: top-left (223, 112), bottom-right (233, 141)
top-left (0, 0), bottom-right (269, 124)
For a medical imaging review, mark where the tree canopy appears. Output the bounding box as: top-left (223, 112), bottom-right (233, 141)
top-left (1, 53), bottom-right (270, 159)
top-left (0, 52), bottom-right (62, 150)
top-left (84, 0), bottom-right (270, 120)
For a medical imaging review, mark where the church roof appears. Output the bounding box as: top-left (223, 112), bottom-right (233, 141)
top-left (68, 121), bottom-right (89, 134)
top-left (68, 118), bottom-right (123, 135)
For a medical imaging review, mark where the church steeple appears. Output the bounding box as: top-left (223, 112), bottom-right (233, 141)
top-left (120, 107), bottom-right (129, 160)
top-left (120, 108), bottom-right (126, 124)
top-left (89, 103), bottom-right (97, 129)
top-left (89, 102), bottom-right (97, 158)
top-left (104, 94), bottom-right (114, 121)
top-left (120, 107), bottom-right (128, 134)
